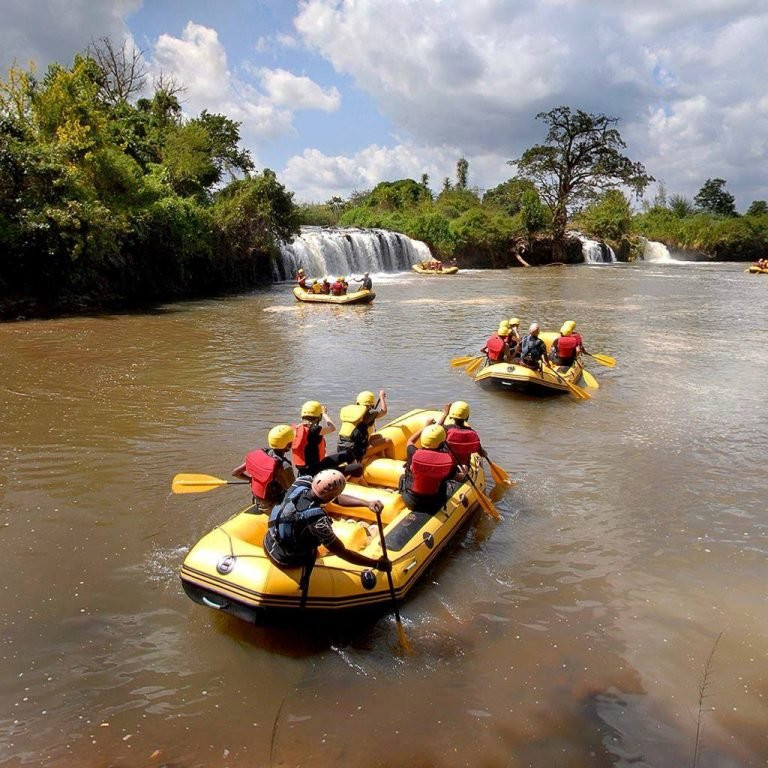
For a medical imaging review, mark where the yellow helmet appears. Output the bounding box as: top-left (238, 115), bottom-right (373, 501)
top-left (356, 390), bottom-right (376, 407)
top-left (448, 401), bottom-right (470, 420)
top-left (509, 317), bottom-right (520, 326)
top-left (561, 320), bottom-right (576, 335)
top-left (498, 323), bottom-right (509, 335)
top-left (301, 400), bottom-right (323, 419)
top-left (421, 424), bottom-right (446, 449)
top-left (268, 424), bottom-right (294, 450)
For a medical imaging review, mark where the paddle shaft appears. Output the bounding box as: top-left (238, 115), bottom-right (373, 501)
top-left (373, 507), bottom-right (402, 625)
top-left (545, 362), bottom-right (589, 399)
top-left (445, 445), bottom-right (499, 520)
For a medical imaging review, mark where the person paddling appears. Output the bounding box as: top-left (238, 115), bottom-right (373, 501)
top-left (444, 401), bottom-right (488, 466)
top-left (292, 400), bottom-right (360, 477)
top-left (231, 425), bottom-right (295, 512)
top-left (550, 321), bottom-right (581, 367)
top-left (520, 322), bottom-right (550, 371)
top-left (354, 271), bottom-right (373, 291)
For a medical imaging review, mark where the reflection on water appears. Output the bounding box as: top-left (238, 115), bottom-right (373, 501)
top-left (1, 264), bottom-right (767, 767)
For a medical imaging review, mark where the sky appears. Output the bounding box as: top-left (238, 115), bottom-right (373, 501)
top-left (2, 0), bottom-right (767, 209)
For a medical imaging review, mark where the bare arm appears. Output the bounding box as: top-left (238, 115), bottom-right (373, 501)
top-left (319, 405), bottom-right (336, 436)
top-left (231, 461), bottom-right (248, 480)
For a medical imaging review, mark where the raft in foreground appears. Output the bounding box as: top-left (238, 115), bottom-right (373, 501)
top-left (293, 286), bottom-right (375, 304)
top-left (473, 331), bottom-right (585, 396)
top-left (179, 408), bottom-right (486, 620)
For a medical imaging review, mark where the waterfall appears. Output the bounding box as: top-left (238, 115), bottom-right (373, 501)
top-left (568, 231), bottom-right (616, 263)
top-left (642, 238), bottom-right (673, 262)
top-left (275, 226), bottom-right (432, 280)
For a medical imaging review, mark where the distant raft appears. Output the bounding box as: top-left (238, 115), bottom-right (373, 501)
top-left (472, 331), bottom-right (586, 396)
top-left (179, 408), bottom-right (487, 620)
top-left (412, 263), bottom-right (459, 275)
top-left (745, 265), bottom-right (768, 274)
top-left (293, 286), bottom-right (375, 304)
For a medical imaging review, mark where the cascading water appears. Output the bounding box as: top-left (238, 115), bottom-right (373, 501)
top-left (641, 238), bottom-right (673, 262)
top-left (568, 231), bottom-right (617, 263)
top-left (275, 226), bottom-right (432, 280)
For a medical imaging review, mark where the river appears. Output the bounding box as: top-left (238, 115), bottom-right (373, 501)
top-left (1, 261), bottom-right (767, 767)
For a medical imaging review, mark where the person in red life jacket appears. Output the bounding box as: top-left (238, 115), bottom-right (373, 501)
top-left (330, 277), bottom-right (345, 295)
top-left (520, 322), bottom-right (550, 371)
top-left (231, 425), bottom-right (295, 512)
top-left (444, 401), bottom-right (488, 466)
top-left (550, 321), bottom-right (581, 367)
top-left (292, 400), bottom-right (360, 478)
top-left (336, 389), bottom-right (392, 462)
top-left (400, 407), bottom-right (466, 514)
top-left (320, 276), bottom-right (331, 294)
top-left (481, 322), bottom-right (512, 364)
top-left (264, 470), bottom-right (391, 574)
top-left (296, 268), bottom-right (308, 290)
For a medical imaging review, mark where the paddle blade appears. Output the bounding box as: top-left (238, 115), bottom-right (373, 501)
top-left (450, 355), bottom-right (477, 368)
top-left (568, 381), bottom-right (591, 400)
top-left (396, 620), bottom-right (413, 655)
top-left (476, 487), bottom-right (500, 520)
top-left (581, 369), bottom-right (599, 389)
top-left (466, 357), bottom-right (485, 375)
top-left (591, 353), bottom-right (616, 368)
top-left (488, 459), bottom-right (514, 487)
top-left (172, 473), bottom-right (230, 494)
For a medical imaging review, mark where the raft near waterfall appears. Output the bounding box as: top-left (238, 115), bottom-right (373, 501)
top-left (178, 408), bottom-right (487, 620)
top-left (293, 286), bottom-right (375, 305)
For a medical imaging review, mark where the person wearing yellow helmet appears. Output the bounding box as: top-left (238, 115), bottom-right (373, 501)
top-left (400, 405), bottom-right (466, 514)
top-left (337, 389), bottom-right (392, 461)
top-left (507, 317), bottom-right (522, 358)
top-left (231, 424), bottom-right (296, 512)
top-left (330, 276), bottom-right (345, 296)
top-left (263, 470), bottom-right (391, 576)
top-left (310, 278), bottom-right (323, 294)
top-left (550, 320), bottom-right (582, 367)
top-left (320, 276), bottom-right (331, 294)
top-left (292, 400), bottom-right (360, 478)
top-left (445, 401), bottom-right (488, 466)
top-left (481, 321), bottom-right (512, 364)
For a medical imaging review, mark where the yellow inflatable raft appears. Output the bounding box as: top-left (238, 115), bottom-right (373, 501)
top-left (412, 263), bottom-right (459, 275)
top-left (179, 409), bottom-right (486, 619)
top-left (473, 331), bottom-right (586, 395)
top-left (745, 265), bottom-right (768, 274)
top-left (293, 286), bottom-right (375, 304)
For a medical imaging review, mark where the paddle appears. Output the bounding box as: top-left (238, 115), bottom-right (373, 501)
top-left (465, 356), bottom-right (486, 375)
top-left (584, 351), bottom-right (616, 368)
top-left (444, 446), bottom-right (500, 520)
top-left (372, 506), bottom-right (412, 654)
top-left (450, 355), bottom-right (481, 368)
top-left (543, 363), bottom-right (591, 400)
top-left (171, 473), bottom-right (249, 494)
top-left (487, 458), bottom-right (514, 488)
top-left (581, 368), bottom-right (599, 389)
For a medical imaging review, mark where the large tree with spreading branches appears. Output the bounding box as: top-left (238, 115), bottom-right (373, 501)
top-left (510, 106), bottom-right (653, 250)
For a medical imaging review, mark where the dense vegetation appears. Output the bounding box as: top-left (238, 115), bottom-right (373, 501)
top-left (0, 50), bottom-right (300, 319)
top-left (2, 47), bottom-right (766, 319)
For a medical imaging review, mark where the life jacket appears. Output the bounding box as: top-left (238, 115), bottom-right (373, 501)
top-left (446, 426), bottom-right (481, 465)
top-left (297, 277), bottom-right (308, 289)
top-left (292, 422), bottom-right (325, 469)
top-left (245, 448), bottom-right (280, 500)
top-left (406, 448), bottom-right (455, 496)
top-left (486, 334), bottom-right (506, 362)
top-left (338, 404), bottom-right (372, 456)
top-left (311, 283), bottom-right (323, 294)
top-left (331, 282), bottom-right (344, 295)
top-left (554, 334), bottom-right (579, 362)
top-left (266, 479), bottom-right (324, 563)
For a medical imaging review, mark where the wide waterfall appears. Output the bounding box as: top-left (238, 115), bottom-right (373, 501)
top-left (641, 238), bottom-right (673, 262)
top-left (275, 226), bottom-right (432, 280)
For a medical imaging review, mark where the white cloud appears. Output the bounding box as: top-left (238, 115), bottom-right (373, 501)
top-left (257, 68), bottom-right (340, 111)
top-left (293, 0), bottom-right (768, 207)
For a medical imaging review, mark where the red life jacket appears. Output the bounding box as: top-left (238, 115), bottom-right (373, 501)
top-left (291, 423), bottom-right (325, 468)
top-left (409, 449), bottom-right (455, 495)
top-left (331, 282), bottom-right (344, 295)
top-left (446, 426), bottom-right (481, 465)
top-left (245, 449), bottom-right (280, 499)
top-left (486, 334), bottom-right (505, 361)
top-left (555, 334), bottom-right (579, 360)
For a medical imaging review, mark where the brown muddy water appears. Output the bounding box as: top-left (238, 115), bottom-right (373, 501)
top-left (1, 263), bottom-right (767, 767)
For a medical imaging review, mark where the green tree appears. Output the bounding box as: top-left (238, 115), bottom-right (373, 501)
top-left (193, 110), bottom-right (253, 181)
top-left (746, 200), bottom-right (768, 216)
top-left (575, 189), bottom-right (632, 242)
top-left (511, 106), bottom-right (653, 248)
top-left (520, 187), bottom-right (547, 247)
top-left (483, 178), bottom-right (537, 216)
top-left (669, 194), bottom-right (694, 218)
top-left (456, 157), bottom-right (468, 190)
top-left (694, 178), bottom-right (736, 216)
